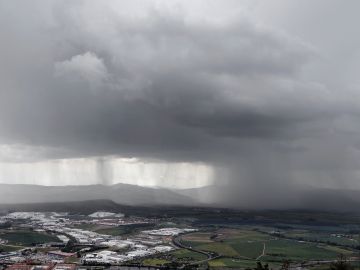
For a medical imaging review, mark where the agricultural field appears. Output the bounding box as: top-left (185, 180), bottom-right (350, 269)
top-left (142, 258), bottom-right (171, 266)
top-left (0, 244), bottom-right (23, 252)
top-left (0, 206), bottom-right (359, 269)
top-left (208, 258), bottom-right (282, 269)
top-left (94, 226), bottom-right (129, 236)
top-left (72, 223), bottom-right (126, 235)
top-left (179, 227), bottom-right (358, 268)
top-left (181, 229), bottom-right (270, 259)
top-left (0, 230), bottom-right (59, 246)
top-left (283, 230), bottom-right (359, 247)
top-left (170, 248), bottom-right (208, 261)
top-left (262, 239), bottom-right (340, 261)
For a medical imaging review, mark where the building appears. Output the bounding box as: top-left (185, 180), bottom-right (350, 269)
top-left (5, 264), bottom-right (74, 270)
top-left (52, 264), bottom-right (76, 270)
top-left (47, 251), bottom-right (76, 260)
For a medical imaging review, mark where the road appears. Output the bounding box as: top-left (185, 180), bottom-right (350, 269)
top-left (255, 242), bottom-right (266, 260)
top-left (172, 233), bottom-right (220, 267)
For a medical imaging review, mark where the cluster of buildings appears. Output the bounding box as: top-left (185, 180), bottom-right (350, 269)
top-left (0, 238), bottom-right (8, 245)
top-left (0, 211), bottom-right (197, 266)
top-left (88, 212), bottom-right (124, 218)
top-left (81, 245), bottom-right (173, 265)
top-left (79, 227), bottom-right (197, 264)
top-left (142, 228), bottom-right (197, 236)
top-left (0, 249), bottom-right (76, 265)
top-left (3, 263), bottom-right (76, 270)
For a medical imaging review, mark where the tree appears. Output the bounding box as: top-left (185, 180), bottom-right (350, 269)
top-left (280, 260), bottom-right (290, 270)
top-left (255, 261), bottom-right (269, 270)
top-left (330, 255), bottom-right (353, 270)
top-left (61, 239), bottom-right (76, 252)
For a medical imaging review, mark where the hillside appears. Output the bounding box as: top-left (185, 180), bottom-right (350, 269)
top-left (0, 183), bottom-right (197, 206)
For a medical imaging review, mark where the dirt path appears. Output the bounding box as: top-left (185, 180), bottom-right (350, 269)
top-left (256, 242), bottom-right (266, 260)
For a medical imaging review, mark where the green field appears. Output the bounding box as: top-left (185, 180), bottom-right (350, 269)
top-left (0, 244), bottom-right (24, 252)
top-left (209, 258), bottom-right (254, 268)
top-left (227, 240), bottom-right (264, 258)
top-left (284, 230), bottom-right (359, 246)
top-left (209, 258), bottom-right (282, 269)
top-left (197, 242), bottom-right (239, 257)
top-left (72, 223), bottom-right (129, 236)
top-left (323, 245), bottom-right (353, 255)
top-left (142, 258), bottom-right (171, 266)
top-left (181, 229), bottom-right (269, 259)
top-left (180, 228), bottom-right (354, 265)
top-left (262, 239), bottom-right (341, 261)
top-left (171, 248), bottom-right (208, 261)
top-left (0, 230), bottom-right (59, 246)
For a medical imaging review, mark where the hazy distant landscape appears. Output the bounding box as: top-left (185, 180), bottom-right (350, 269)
top-left (2, 184), bottom-right (360, 212)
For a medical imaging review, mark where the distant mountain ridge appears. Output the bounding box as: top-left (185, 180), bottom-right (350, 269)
top-left (0, 199), bottom-right (121, 213)
top-left (0, 183), bottom-right (197, 206)
top-left (1, 183), bottom-right (360, 212)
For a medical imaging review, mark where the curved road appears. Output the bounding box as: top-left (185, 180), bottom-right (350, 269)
top-left (172, 233), bottom-right (220, 266)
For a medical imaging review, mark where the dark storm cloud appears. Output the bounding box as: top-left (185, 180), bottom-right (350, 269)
top-left (0, 1), bottom-right (314, 158)
top-left (1, 0), bottom-right (360, 207)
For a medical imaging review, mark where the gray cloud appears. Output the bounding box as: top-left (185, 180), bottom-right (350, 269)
top-left (1, 0), bottom-right (360, 207)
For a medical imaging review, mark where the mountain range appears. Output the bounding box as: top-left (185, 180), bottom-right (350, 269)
top-left (1, 183), bottom-right (360, 212)
top-left (0, 183), bottom-right (195, 206)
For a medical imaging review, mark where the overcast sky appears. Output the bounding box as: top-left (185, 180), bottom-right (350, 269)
top-left (1, 0), bottom-right (360, 194)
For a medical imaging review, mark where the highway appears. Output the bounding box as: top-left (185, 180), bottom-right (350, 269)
top-left (172, 233), bottom-right (220, 267)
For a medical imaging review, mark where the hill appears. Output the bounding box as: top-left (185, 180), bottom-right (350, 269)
top-left (0, 183), bottom-right (196, 206)
top-left (2, 183), bottom-right (360, 212)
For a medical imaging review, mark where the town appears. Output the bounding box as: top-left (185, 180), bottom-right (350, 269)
top-left (0, 211), bottom-right (197, 269)
top-left (1, 206), bottom-right (360, 270)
